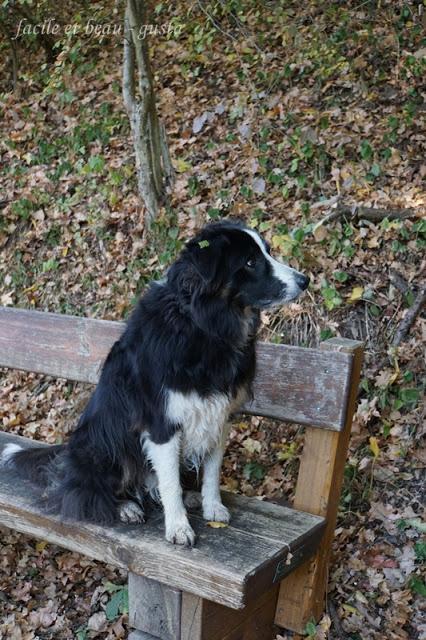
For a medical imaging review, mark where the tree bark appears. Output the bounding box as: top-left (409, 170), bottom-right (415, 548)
top-left (0, 20), bottom-right (18, 89)
top-left (122, 0), bottom-right (174, 228)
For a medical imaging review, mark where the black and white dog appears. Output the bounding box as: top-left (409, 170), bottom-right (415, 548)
top-left (2, 220), bottom-right (309, 546)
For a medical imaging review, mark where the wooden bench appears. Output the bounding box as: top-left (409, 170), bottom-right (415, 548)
top-left (0, 307), bottom-right (363, 639)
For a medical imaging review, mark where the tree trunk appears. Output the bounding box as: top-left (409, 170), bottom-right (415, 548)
top-left (122, 0), bottom-right (174, 228)
top-left (0, 20), bottom-right (18, 90)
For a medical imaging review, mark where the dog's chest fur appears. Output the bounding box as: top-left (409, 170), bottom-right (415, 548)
top-left (166, 388), bottom-right (246, 465)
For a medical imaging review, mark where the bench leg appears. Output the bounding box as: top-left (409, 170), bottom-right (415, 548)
top-left (128, 573), bottom-right (181, 639)
top-left (274, 339), bottom-right (363, 633)
top-left (128, 572), bottom-right (279, 640)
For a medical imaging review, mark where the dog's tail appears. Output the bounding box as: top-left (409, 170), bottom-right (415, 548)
top-left (0, 442), bottom-right (65, 487)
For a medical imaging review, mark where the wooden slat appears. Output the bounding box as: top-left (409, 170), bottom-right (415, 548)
top-left (247, 341), bottom-right (352, 429)
top-left (0, 307), bottom-right (122, 384)
top-left (0, 307), bottom-right (352, 430)
top-left (129, 574), bottom-right (181, 640)
top-left (0, 432), bottom-right (325, 610)
top-left (274, 338), bottom-right (364, 632)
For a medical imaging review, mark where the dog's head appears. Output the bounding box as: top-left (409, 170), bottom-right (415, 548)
top-left (176, 220), bottom-right (309, 309)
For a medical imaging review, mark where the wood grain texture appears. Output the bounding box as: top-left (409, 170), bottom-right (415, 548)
top-left (0, 307), bottom-right (122, 384)
top-left (274, 338), bottom-right (364, 633)
top-left (128, 632), bottom-right (158, 640)
top-left (0, 307), bottom-right (352, 430)
top-left (129, 573), bottom-right (181, 640)
top-left (181, 586), bottom-right (279, 640)
top-left (0, 432), bottom-right (324, 610)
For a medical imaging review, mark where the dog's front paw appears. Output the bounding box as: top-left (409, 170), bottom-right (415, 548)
top-left (166, 519), bottom-right (195, 546)
top-left (118, 500), bottom-right (145, 524)
top-left (203, 501), bottom-right (230, 523)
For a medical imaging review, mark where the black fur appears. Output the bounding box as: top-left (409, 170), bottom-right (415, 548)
top-left (5, 220), bottom-right (307, 525)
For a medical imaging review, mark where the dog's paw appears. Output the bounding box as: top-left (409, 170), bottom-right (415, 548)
top-left (118, 500), bottom-right (145, 524)
top-left (166, 519), bottom-right (195, 546)
top-left (203, 501), bottom-right (230, 524)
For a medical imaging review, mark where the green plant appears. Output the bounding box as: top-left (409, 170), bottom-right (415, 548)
top-left (414, 542), bottom-right (426, 562)
top-left (409, 576), bottom-right (426, 597)
top-left (304, 619), bottom-right (317, 637)
top-left (76, 626), bottom-right (87, 640)
top-left (321, 281), bottom-right (342, 310)
top-left (10, 198), bottom-right (35, 220)
top-left (243, 461), bottom-right (265, 481)
top-left (104, 582), bottom-right (129, 621)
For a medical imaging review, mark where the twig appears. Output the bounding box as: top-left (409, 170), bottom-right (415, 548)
top-left (313, 204), bottom-right (422, 232)
top-left (328, 600), bottom-right (347, 640)
top-left (196, 0), bottom-right (238, 42)
top-left (344, 205), bottom-right (420, 222)
top-left (392, 285), bottom-right (426, 347)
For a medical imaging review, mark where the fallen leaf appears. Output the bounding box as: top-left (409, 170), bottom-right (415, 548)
top-left (174, 158), bottom-right (192, 173)
top-left (35, 540), bottom-right (48, 552)
top-left (370, 436), bottom-right (380, 458)
top-left (347, 286), bottom-right (364, 303)
top-left (87, 611), bottom-right (107, 632)
top-left (252, 177), bottom-right (266, 194)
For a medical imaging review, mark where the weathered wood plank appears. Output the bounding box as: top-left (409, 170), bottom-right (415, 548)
top-left (181, 586), bottom-right (279, 640)
top-left (0, 307), bottom-right (352, 430)
top-left (0, 432), bottom-right (324, 610)
top-left (274, 338), bottom-right (364, 633)
top-left (246, 341), bottom-right (352, 430)
top-left (128, 632), bottom-right (158, 640)
top-left (129, 574), bottom-right (181, 640)
top-left (0, 307), bottom-right (122, 384)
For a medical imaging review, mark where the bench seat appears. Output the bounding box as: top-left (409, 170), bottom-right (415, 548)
top-left (0, 431), bottom-right (325, 611)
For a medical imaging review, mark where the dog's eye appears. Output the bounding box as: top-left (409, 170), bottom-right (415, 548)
top-left (246, 257), bottom-right (256, 268)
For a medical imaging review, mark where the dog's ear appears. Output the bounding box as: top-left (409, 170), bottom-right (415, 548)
top-left (186, 235), bottom-right (230, 283)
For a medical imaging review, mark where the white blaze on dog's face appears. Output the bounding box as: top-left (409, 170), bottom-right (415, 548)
top-left (242, 229), bottom-right (309, 306)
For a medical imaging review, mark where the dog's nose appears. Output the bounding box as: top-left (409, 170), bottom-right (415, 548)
top-left (296, 274), bottom-right (310, 290)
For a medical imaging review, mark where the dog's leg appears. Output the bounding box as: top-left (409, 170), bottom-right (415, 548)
top-left (202, 444), bottom-right (230, 523)
top-left (145, 433), bottom-right (195, 546)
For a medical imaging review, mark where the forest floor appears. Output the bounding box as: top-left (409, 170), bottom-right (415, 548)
top-left (0, 1), bottom-right (425, 639)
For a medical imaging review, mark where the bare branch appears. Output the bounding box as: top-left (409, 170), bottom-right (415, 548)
top-left (313, 204), bottom-right (422, 232)
top-left (392, 286), bottom-right (426, 347)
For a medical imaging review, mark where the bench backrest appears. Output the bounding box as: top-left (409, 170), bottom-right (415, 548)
top-left (0, 307), bottom-right (357, 432)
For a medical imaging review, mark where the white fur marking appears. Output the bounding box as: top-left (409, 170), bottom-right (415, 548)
top-left (0, 443), bottom-right (22, 466)
top-left (118, 500), bottom-right (145, 524)
top-left (143, 432), bottom-right (195, 545)
top-left (244, 228), bottom-right (302, 299)
top-left (202, 446), bottom-right (230, 523)
top-left (166, 390), bottom-right (231, 468)
top-left (166, 389), bottom-right (237, 524)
